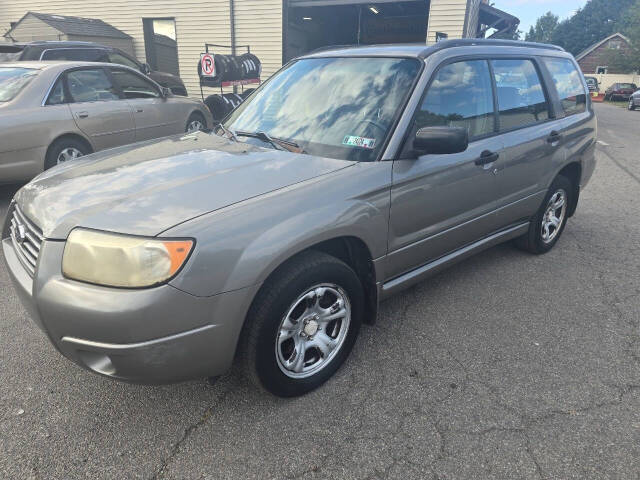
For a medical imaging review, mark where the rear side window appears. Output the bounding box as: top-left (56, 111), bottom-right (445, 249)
top-left (46, 78), bottom-right (66, 105)
top-left (543, 58), bottom-right (587, 116)
top-left (66, 68), bottom-right (119, 102)
top-left (416, 60), bottom-right (495, 139)
top-left (491, 59), bottom-right (549, 131)
top-left (42, 48), bottom-right (109, 62)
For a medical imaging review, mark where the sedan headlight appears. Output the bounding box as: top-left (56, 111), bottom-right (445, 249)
top-left (62, 229), bottom-right (194, 288)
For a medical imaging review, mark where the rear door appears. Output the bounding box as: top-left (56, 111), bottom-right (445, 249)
top-left (109, 67), bottom-right (182, 141)
top-left (541, 57), bottom-right (594, 185)
top-left (387, 59), bottom-right (503, 279)
top-left (65, 67), bottom-right (135, 150)
top-left (490, 57), bottom-right (564, 227)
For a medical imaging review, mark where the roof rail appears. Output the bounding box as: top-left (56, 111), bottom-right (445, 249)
top-left (424, 38), bottom-right (564, 56)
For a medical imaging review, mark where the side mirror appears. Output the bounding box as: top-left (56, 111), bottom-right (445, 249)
top-left (141, 63), bottom-right (151, 75)
top-left (413, 126), bottom-right (469, 156)
top-left (160, 86), bottom-right (172, 97)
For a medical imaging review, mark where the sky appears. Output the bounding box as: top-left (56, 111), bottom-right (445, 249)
top-left (492, 0), bottom-right (589, 37)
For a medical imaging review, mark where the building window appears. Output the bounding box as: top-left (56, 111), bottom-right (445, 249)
top-left (142, 18), bottom-right (179, 76)
top-left (608, 40), bottom-right (622, 50)
top-left (596, 66), bottom-right (608, 74)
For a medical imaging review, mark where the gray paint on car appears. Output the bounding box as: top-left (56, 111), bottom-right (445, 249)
top-left (3, 41), bottom-right (597, 386)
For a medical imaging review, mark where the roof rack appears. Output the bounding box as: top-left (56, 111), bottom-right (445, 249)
top-left (423, 39), bottom-right (564, 57)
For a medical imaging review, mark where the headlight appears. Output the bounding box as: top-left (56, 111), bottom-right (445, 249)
top-left (62, 229), bottom-right (194, 288)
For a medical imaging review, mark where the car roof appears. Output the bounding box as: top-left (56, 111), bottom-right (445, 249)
top-left (303, 39), bottom-right (566, 60)
top-left (12, 40), bottom-right (113, 48)
top-left (0, 60), bottom-right (136, 71)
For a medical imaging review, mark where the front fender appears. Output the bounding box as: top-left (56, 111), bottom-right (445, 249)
top-left (165, 161), bottom-right (392, 297)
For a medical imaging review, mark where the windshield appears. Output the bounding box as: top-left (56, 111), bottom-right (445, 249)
top-left (225, 57), bottom-right (421, 161)
top-left (0, 67), bottom-right (38, 102)
top-left (619, 83), bottom-right (635, 89)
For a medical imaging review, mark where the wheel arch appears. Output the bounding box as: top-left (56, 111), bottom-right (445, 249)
top-left (555, 162), bottom-right (582, 217)
top-left (45, 132), bottom-right (94, 167)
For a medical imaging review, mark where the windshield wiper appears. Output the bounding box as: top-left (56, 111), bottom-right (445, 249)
top-left (216, 123), bottom-right (238, 142)
top-left (236, 130), bottom-right (305, 153)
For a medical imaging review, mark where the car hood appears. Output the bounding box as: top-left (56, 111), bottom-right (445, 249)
top-left (15, 132), bottom-right (355, 239)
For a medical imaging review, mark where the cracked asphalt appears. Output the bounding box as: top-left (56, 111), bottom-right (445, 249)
top-left (1, 102), bottom-right (639, 479)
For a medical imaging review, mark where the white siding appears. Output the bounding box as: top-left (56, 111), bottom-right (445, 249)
top-left (7, 13), bottom-right (63, 41)
top-left (0, 1), bottom-right (284, 98)
top-left (426, 0), bottom-right (469, 44)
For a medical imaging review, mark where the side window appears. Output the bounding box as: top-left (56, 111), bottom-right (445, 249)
top-left (42, 48), bottom-right (109, 62)
top-left (416, 60), bottom-right (495, 139)
top-left (109, 52), bottom-right (140, 70)
top-left (491, 59), bottom-right (549, 131)
top-left (66, 68), bottom-right (119, 103)
top-left (46, 78), bottom-right (66, 105)
top-left (543, 58), bottom-right (587, 116)
top-left (110, 69), bottom-right (160, 99)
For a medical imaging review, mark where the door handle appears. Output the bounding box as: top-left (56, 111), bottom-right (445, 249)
top-left (76, 111), bottom-right (89, 119)
top-left (547, 131), bottom-right (563, 144)
top-left (474, 150), bottom-right (499, 166)
top-left (136, 108), bottom-right (144, 113)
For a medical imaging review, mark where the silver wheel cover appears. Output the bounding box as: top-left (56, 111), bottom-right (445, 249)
top-left (541, 189), bottom-right (567, 244)
top-left (275, 284), bottom-right (351, 379)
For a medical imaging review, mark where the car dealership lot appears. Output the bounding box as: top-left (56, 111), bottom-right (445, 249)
top-left (1, 102), bottom-right (638, 479)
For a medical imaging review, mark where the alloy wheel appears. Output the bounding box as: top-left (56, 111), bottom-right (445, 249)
top-left (187, 120), bottom-right (204, 132)
top-left (57, 147), bottom-right (83, 165)
top-left (275, 284), bottom-right (351, 379)
top-left (541, 189), bottom-right (567, 244)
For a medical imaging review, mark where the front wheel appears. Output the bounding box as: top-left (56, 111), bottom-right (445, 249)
top-left (239, 251), bottom-right (364, 397)
top-left (515, 175), bottom-right (572, 255)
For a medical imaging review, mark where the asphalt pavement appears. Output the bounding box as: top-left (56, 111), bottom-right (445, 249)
top-left (1, 102), bottom-right (639, 479)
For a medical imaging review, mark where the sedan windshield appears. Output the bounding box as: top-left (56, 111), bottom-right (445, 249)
top-left (0, 67), bottom-right (38, 102)
top-left (224, 57), bottom-right (421, 162)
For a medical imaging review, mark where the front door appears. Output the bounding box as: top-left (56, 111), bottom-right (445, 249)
top-left (387, 59), bottom-right (502, 280)
top-left (66, 67), bottom-right (135, 150)
top-left (109, 68), bottom-right (181, 141)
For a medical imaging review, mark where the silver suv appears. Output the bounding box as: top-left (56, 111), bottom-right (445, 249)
top-left (3, 40), bottom-right (596, 397)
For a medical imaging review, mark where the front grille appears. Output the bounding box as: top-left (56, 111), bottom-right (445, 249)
top-left (9, 205), bottom-right (43, 276)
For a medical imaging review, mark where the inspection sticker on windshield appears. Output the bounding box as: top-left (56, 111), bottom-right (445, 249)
top-left (343, 135), bottom-right (376, 149)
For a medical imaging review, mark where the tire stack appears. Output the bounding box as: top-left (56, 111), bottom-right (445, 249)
top-left (198, 53), bottom-right (261, 85)
top-left (204, 92), bottom-right (244, 123)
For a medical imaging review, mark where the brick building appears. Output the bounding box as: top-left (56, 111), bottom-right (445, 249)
top-left (576, 33), bottom-right (632, 74)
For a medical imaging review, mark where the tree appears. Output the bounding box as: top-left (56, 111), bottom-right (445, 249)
top-left (551, 0), bottom-right (636, 55)
top-left (524, 12), bottom-right (559, 43)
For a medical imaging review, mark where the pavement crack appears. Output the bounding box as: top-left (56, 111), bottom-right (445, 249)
top-left (150, 387), bottom-right (229, 480)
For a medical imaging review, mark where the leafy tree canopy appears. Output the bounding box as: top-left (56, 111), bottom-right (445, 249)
top-left (524, 12), bottom-right (559, 43)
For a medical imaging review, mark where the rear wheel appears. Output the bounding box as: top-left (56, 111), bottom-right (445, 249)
top-left (515, 175), bottom-right (572, 255)
top-left (239, 251), bottom-right (364, 397)
top-left (186, 112), bottom-right (206, 133)
top-left (629, 97), bottom-right (636, 110)
top-left (44, 137), bottom-right (90, 170)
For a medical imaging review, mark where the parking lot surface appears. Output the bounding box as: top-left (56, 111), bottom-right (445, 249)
top-left (1, 102), bottom-right (639, 479)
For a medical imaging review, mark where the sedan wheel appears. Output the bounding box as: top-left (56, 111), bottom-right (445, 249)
top-left (187, 119), bottom-right (204, 132)
top-left (629, 98), bottom-right (636, 111)
top-left (57, 147), bottom-right (83, 165)
top-left (275, 284), bottom-right (351, 379)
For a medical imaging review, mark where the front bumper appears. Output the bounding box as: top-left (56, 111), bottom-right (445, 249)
top-left (2, 237), bottom-right (259, 384)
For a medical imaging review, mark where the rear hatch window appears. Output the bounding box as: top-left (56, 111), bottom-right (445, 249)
top-left (0, 45), bottom-right (25, 62)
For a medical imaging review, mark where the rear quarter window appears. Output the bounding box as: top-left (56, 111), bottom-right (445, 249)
top-left (542, 58), bottom-right (587, 116)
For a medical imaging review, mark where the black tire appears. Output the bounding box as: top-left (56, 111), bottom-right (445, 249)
top-left (629, 97), bottom-right (636, 111)
top-left (186, 112), bottom-right (206, 132)
top-left (44, 137), bottom-right (91, 170)
top-left (238, 251), bottom-right (364, 397)
top-left (515, 175), bottom-right (573, 255)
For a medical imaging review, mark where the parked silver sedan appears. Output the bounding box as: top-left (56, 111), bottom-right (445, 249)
top-left (0, 62), bottom-right (212, 183)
